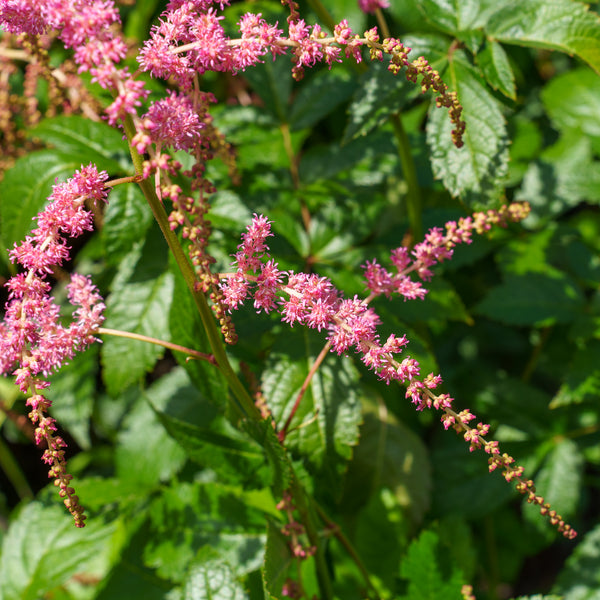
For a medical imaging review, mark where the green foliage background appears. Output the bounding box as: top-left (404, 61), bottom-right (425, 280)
top-left (1, 0), bottom-right (600, 599)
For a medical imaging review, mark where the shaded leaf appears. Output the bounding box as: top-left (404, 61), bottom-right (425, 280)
top-left (343, 61), bottom-right (418, 143)
top-left (290, 69), bottom-right (355, 132)
top-left (475, 273), bottom-right (585, 326)
top-left (102, 184), bottom-right (154, 267)
top-left (145, 481), bottom-right (269, 583)
top-left (397, 530), bottom-right (465, 600)
top-left (262, 519), bottom-right (293, 599)
top-left (551, 339), bottom-right (600, 407)
top-left (261, 330), bottom-right (362, 498)
top-left (342, 411), bottom-right (432, 526)
top-left (522, 439), bottom-right (583, 535)
top-left (553, 523), bottom-right (600, 598)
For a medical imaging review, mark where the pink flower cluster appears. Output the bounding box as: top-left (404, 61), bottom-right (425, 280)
top-left (0, 0), bottom-right (147, 126)
top-left (221, 204), bottom-right (530, 390)
top-left (0, 164), bottom-right (109, 527)
top-left (219, 204), bottom-right (577, 540)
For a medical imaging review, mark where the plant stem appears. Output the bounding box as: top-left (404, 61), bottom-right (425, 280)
top-left (390, 113), bottom-right (422, 240)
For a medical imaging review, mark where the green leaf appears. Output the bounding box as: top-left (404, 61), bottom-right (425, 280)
top-left (475, 273), bottom-right (585, 326)
top-left (144, 481), bottom-right (269, 583)
top-left (426, 52), bottom-right (509, 206)
top-left (28, 115), bottom-right (129, 173)
top-left (553, 523), bottom-right (600, 597)
top-left (102, 184), bottom-right (154, 267)
top-left (0, 150), bottom-right (83, 250)
top-left (541, 67), bottom-right (600, 138)
top-left (101, 227), bottom-right (174, 395)
top-left (0, 502), bottom-right (117, 600)
top-left (151, 393), bottom-right (272, 488)
top-left (476, 39), bottom-right (516, 99)
top-left (516, 133), bottom-right (600, 225)
top-left (115, 370), bottom-right (188, 487)
top-left (290, 69), bottom-right (355, 132)
top-left (486, 0), bottom-right (600, 74)
top-left (343, 61), bottom-right (418, 143)
top-left (397, 530), bottom-right (465, 600)
top-left (551, 339), bottom-right (600, 407)
top-left (416, 0), bottom-right (487, 35)
top-left (182, 548), bottom-right (249, 600)
top-left (261, 330), bottom-right (362, 498)
top-left (523, 439), bottom-right (583, 535)
top-left (241, 56), bottom-right (293, 123)
top-left (262, 519), bottom-right (293, 599)
top-left (341, 411), bottom-right (432, 526)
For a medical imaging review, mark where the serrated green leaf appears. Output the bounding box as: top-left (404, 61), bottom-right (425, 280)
top-left (475, 273), bottom-right (585, 326)
top-left (145, 482), bottom-right (268, 583)
top-left (0, 150), bottom-right (84, 250)
top-left (551, 339), bottom-right (600, 407)
top-left (426, 53), bottom-right (509, 205)
top-left (101, 228), bottom-right (174, 396)
top-left (28, 115), bottom-right (129, 173)
top-left (150, 387), bottom-right (274, 488)
top-left (398, 530), bottom-right (465, 600)
top-left (416, 0), bottom-right (486, 35)
top-left (262, 519), bottom-right (293, 599)
top-left (486, 0), bottom-right (600, 73)
top-left (261, 330), bottom-right (362, 497)
top-left (183, 548), bottom-right (249, 600)
top-left (523, 439), bottom-right (583, 534)
top-left (553, 523), bottom-right (600, 598)
top-left (0, 502), bottom-right (117, 600)
top-left (102, 184), bottom-right (154, 267)
top-left (290, 69), bottom-right (355, 132)
top-left (476, 39), bottom-right (516, 99)
top-left (115, 371), bottom-right (188, 487)
top-left (541, 67), bottom-right (600, 138)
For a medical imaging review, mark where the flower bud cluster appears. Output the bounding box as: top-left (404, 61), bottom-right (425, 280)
top-left (0, 164), bottom-right (109, 526)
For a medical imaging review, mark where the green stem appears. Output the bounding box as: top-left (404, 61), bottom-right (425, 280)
top-left (313, 501), bottom-right (381, 599)
top-left (121, 116), bottom-right (260, 422)
top-left (390, 113), bottom-right (422, 240)
top-left (290, 476), bottom-right (335, 599)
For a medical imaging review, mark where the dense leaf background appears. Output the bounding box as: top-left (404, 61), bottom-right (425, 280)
top-left (1, 0), bottom-right (600, 599)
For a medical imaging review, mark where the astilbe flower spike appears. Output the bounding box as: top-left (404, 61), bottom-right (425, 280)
top-left (219, 204), bottom-right (576, 540)
top-left (136, 0), bottom-right (465, 146)
top-left (0, 164), bottom-right (109, 526)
